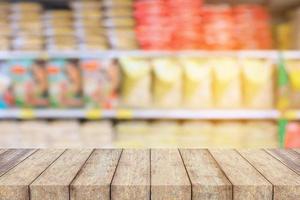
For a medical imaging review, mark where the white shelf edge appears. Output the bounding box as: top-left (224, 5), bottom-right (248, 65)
top-left (0, 50), bottom-right (296, 59)
top-left (0, 109), bottom-right (282, 120)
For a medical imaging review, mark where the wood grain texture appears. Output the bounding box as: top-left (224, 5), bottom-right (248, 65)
top-left (111, 149), bottom-right (150, 200)
top-left (151, 149), bottom-right (191, 200)
top-left (0, 149), bottom-right (7, 155)
top-left (180, 149), bottom-right (232, 200)
top-left (0, 149), bottom-right (36, 176)
top-left (71, 149), bottom-right (122, 200)
top-left (0, 149), bottom-right (64, 200)
top-left (266, 149), bottom-right (300, 175)
top-left (239, 149), bottom-right (300, 200)
top-left (30, 149), bottom-right (93, 200)
top-left (294, 149), bottom-right (300, 154)
top-left (209, 149), bottom-right (272, 200)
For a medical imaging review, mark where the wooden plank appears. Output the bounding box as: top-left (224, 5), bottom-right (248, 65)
top-left (151, 149), bottom-right (191, 200)
top-left (294, 149), bottom-right (300, 154)
top-left (180, 149), bottom-right (232, 200)
top-left (70, 149), bottom-right (122, 200)
top-left (209, 149), bottom-right (272, 200)
top-left (0, 149), bottom-right (7, 155)
top-left (0, 149), bottom-right (64, 200)
top-left (0, 149), bottom-right (36, 176)
top-left (111, 149), bottom-right (150, 200)
top-left (239, 149), bottom-right (300, 200)
top-left (30, 149), bottom-right (93, 200)
top-left (266, 149), bottom-right (300, 175)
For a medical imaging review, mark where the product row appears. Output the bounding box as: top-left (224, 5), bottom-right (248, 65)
top-left (0, 57), bottom-right (299, 109)
top-left (276, 7), bottom-right (300, 50)
top-left (0, 120), bottom-right (279, 148)
top-left (0, 1), bottom-right (272, 50)
top-left (286, 122), bottom-right (300, 148)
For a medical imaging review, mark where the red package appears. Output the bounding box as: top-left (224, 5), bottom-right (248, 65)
top-left (285, 123), bottom-right (300, 148)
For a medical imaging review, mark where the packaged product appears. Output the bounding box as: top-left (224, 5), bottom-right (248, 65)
top-left (47, 59), bottom-right (82, 108)
top-left (233, 5), bottom-right (272, 49)
top-left (107, 28), bottom-right (138, 49)
top-left (0, 61), bottom-right (13, 108)
top-left (44, 10), bottom-right (73, 20)
top-left (292, 8), bottom-right (300, 49)
top-left (10, 59), bottom-right (48, 107)
top-left (212, 58), bottom-right (242, 108)
top-left (46, 36), bottom-right (77, 51)
top-left (202, 5), bottom-right (235, 50)
top-left (180, 58), bottom-right (213, 108)
top-left (103, 0), bottom-right (133, 7)
top-left (103, 18), bottom-right (135, 28)
top-left (80, 59), bottom-right (119, 108)
top-left (104, 7), bottom-right (133, 18)
top-left (70, 1), bottom-right (102, 10)
top-left (285, 60), bottom-right (300, 108)
top-left (12, 36), bottom-right (44, 51)
top-left (242, 59), bottom-right (274, 108)
top-left (134, 0), bottom-right (172, 50)
top-left (8, 60), bottom-right (29, 107)
top-left (119, 57), bottom-right (151, 108)
top-left (77, 33), bottom-right (108, 50)
top-left (11, 2), bottom-right (42, 12)
top-left (71, 1), bottom-right (106, 51)
top-left (153, 58), bottom-right (182, 108)
top-left (276, 23), bottom-right (292, 49)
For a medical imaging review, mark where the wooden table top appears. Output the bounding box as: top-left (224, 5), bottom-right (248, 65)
top-left (0, 149), bottom-right (299, 200)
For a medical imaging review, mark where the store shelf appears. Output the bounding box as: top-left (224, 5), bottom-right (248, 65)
top-left (0, 50), bottom-right (289, 60)
top-left (0, 109), bottom-right (280, 120)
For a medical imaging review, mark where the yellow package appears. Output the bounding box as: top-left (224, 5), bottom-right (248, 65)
top-left (286, 60), bottom-right (300, 108)
top-left (180, 58), bottom-right (213, 108)
top-left (119, 57), bottom-right (151, 107)
top-left (213, 58), bottom-right (242, 109)
top-left (153, 58), bottom-right (182, 108)
top-left (276, 23), bottom-right (292, 49)
top-left (242, 59), bottom-right (274, 109)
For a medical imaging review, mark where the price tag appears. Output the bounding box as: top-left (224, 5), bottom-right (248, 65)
top-left (86, 109), bottom-right (102, 119)
top-left (116, 109), bottom-right (133, 119)
top-left (20, 109), bottom-right (35, 119)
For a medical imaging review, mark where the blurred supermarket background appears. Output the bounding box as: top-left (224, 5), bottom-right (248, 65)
top-left (0, 0), bottom-right (299, 148)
